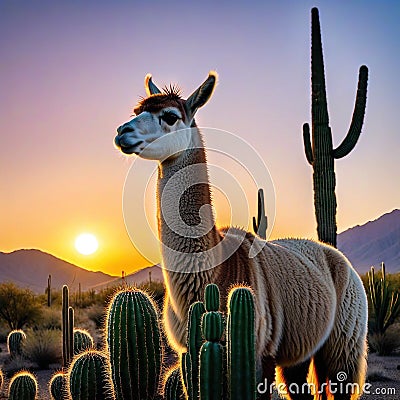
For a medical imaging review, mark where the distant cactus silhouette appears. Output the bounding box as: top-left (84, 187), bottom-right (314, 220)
top-left (7, 329), bottom-right (26, 357)
top-left (47, 274), bottom-right (52, 307)
top-left (368, 262), bottom-right (400, 334)
top-left (252, 188), bottom-right (267, 239)
top-left (106, 288), bottom-right (162, 400)
top-left (8, 371), bottom-right (38, 400)
top-left (62, 285), bottom-right (74, 368)
top-left (303, 7), bottom-right (368, 247)
top-left (68, 350), bottom-right (114, 400)
top-left (49, 372), bottom-right (67, 400)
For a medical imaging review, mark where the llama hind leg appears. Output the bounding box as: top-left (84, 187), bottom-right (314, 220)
top-left (277, 359), bottom-right (313, 400)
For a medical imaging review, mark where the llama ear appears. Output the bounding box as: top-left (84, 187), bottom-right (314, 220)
top-left (185, 71), bottom-right (218, 120)
top-left (145, 74), bottom-right (161, 96)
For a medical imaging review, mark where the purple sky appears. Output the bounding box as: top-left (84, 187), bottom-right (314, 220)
top-left (1, 1), bottom-right (399, 275)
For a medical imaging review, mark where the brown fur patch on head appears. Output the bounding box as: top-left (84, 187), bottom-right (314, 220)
top-left (133, 92), bottom-right (187, 122)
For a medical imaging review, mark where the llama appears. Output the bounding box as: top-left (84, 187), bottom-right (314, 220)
top-left (115, 72), bottom-right (368, 400)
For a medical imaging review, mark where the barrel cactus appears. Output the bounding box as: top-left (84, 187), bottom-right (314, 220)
top-left (68, 350), bottom-right (114, 400)
top-left (227, 287), bottom-right (256, 400)
top-left (106, 288), bottom-right (162, 400)
top-left (49, 372), bottom-right (68, 400)
top-left (73, 328), bottom-right (94, 355)
top-left (8, 371), bottom-right (38, 400)
top-left (164, 367), bottom-right (185, 400)
top-left (7, 329), bottom-right (26, 357)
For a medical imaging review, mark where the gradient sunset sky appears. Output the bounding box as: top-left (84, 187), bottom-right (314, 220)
top-left (1, 1), bottom-right (399, 276)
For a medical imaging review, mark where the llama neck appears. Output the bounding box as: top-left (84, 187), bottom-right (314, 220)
top-left (157, 127), bottom-right (221, 273)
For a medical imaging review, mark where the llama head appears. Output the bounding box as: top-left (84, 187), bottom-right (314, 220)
top-left (115, 71), bottom-right (217, 160)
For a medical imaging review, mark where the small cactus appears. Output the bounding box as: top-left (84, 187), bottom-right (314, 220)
top-left (200, 284), bottom-right (224, 400)
top-left (7, 329), bottom-right (26, 357)
top-left (73, 328), bottom-right (94, 355)
top-left (68, 350), bottom-right (114, 400)
top-left (8, 371), bottom-right (38, 400)
top-left (106, 288), bottom-right (162, 400)
top-left (227, 287), bottom-right (256, 400)
top-left (49, 372), bottom-right (68, 400)
top-left (164, 367), bottom-right (185, 400)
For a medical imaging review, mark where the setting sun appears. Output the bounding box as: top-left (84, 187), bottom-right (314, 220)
top-left (75, 233), bottom-right (99, 255)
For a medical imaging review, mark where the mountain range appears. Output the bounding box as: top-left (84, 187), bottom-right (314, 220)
top-left (0, 209), bottom-right (398, 293)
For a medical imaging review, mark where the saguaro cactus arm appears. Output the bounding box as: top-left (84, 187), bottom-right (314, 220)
top-left (333, 65), bottom-right (369, 159)
top-left (303, 123), bottom-right (313, 164)
top-left (252, 188), bottom-right (268, 239)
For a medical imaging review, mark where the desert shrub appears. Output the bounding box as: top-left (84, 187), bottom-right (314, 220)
top-left (86, 304), bottom-right (106, 329)
top-left (0, 283), bottom-right (42, 330)
top-left (368, 324), bottom-right (400, 356)
top-left (23, 329), bottom-right (61, 369)
top-left (3, 354), bottom-right (31, 375)
top-left (33, 306), bottom-right (61, 330)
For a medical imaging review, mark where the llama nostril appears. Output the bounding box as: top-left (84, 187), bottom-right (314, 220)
top-left (117, 124), bottom-right (135, 135)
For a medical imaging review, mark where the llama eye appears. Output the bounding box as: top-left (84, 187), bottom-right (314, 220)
top-left (160, 112), bottom-right (179, 126)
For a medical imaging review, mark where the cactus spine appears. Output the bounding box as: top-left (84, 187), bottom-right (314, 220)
top-left (8, 371), bottom-right (38, 400)
top-left (106, 288), bottom-right (162, 400)
top-left (164, 367), bottom-right (185, 400)
top-left (227, 287), bottom-right (256, 400)
top-left (303, 7), bottom-right (368, 247)
top-left (200, 284), bottom-right (224, 400)
top-left (62, 285), bottom-right (74, 368)
top-left (368, 262), bottom-right (400, 334)
top-left (252, 188), bottom-right (268, 239)
top-left (73, 328), bottom-right (94, 355)
top-left (68, 350), bottom-right (114, 400)
top-left (7, 329), bottom-right (26, 357)
top-left (49, 372), bottom-right (68, 400)
top-left (181, 301), bottom-right (206, 400)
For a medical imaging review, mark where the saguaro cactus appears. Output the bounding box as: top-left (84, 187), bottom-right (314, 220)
top-left (49, 372), bottom-right (68, 400)
top-left (106, 288), bottom-right (162, 400)
top-left (8, 371), bottom-right (38, 400)
top-left (227, 287), bottom-right (256, 400)
top-left (368, 262), bottom-right (400, 334)
top-left (47, 274), bottom-right (52, 307)
top-left (252, 188), bottom-right (268, 239)
top-left (303, 7), bottom-right (368, 247)
top-left (68, 350), bottom-right (115, 400)
top-left (62, 285), bottom-right (74, 368)
top-left (7, 329), bottom-right (26, 357)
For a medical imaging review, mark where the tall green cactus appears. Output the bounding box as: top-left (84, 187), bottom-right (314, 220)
top-left (49, 372), bottom-right (68, 400)
top-left (303, 7), bottom-right (368, 247)
top-left (368, 262), bottom-right (400, 334)
top-left (252, 188), bottom-right (268, 240)
top-left (106, 288), bottom-right (162, 400)
top-left (62, 285), bottom-right (74, 368)
top-left (8, 371), bottom-right (38, 400)
top-left (68, 350), bottom-right (115, 400)
top-left (73, 328), bottom-right (94, 355)
top-left (227, 287), bottom-right (256, 400)
top-left (7, 329), bottom-right (26, 357)
top-left (181, 301), bottom-right (205, 400)
top-left (199, 284), bottom-right (224, 400)
top-left (164, 367), bottom-right (185, 400)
